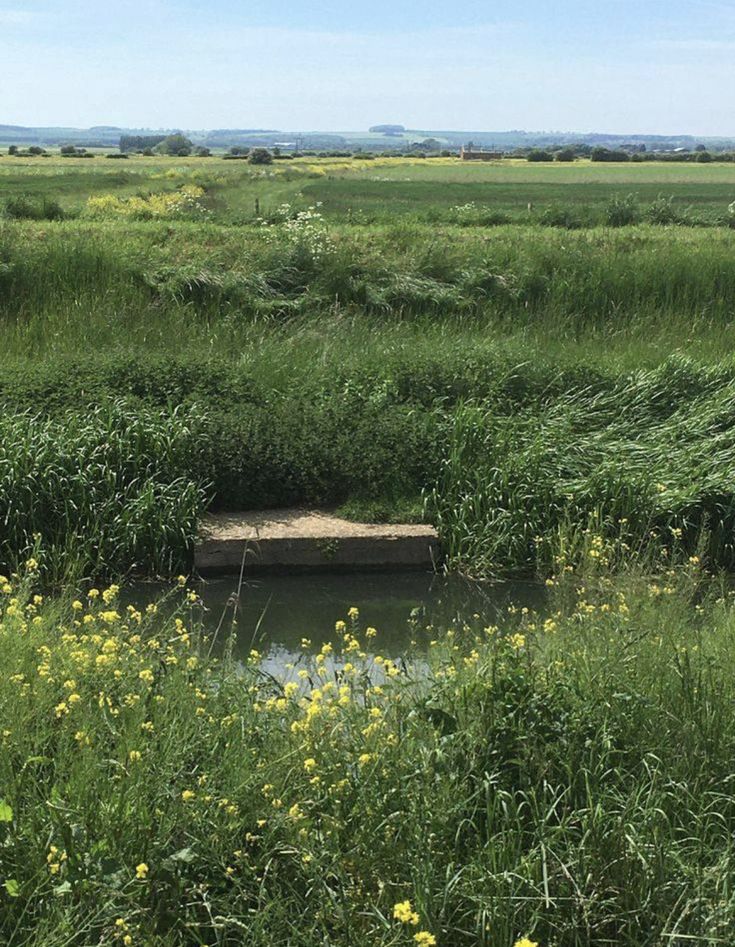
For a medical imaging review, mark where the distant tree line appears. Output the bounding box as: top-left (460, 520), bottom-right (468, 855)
top-left (120, 135), bottom-right (167, 153)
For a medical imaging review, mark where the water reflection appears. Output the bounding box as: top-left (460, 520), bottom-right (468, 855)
top-left (128, 571), bottom-right (546, 671)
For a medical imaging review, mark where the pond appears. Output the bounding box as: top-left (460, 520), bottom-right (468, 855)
top-left (127, 571), bottom-right (546, 673)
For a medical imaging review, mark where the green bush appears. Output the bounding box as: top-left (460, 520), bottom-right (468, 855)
top-left (526, 149), bottom-right (554, 162)
top-left (538, 205), bottom-right (583, 228)
top-left (605, 193), bottom-right (640, 226)
top-left (591, 147), bottom-right (630, 162)
top-left (645, 194), bottom-right (687, 225)
top-left (249, 148), bottom-right (273, 165)
top-left (4, 195), bottom-right (65, 221)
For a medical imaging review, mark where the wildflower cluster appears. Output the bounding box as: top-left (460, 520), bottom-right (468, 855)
top-left (85, 185), bottom-right (207, 220)
top-left (260, 202), bottom-right (334, 260)
top-left (0, 564), bottom-right (729, 945)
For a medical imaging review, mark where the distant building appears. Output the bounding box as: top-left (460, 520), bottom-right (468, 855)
top-left (460, 146), bottom-right (502, 161)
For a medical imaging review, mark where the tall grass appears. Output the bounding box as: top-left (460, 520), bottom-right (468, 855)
top-left (2, 351), bottom-right (735, 578)
top-left (4, 178), bottom-right (735, 578)
top-left (4, 222), bottom-right (735, 360)
top-left (0, 403), bottom-right (205, 579)
top-left (2, 570), bottom-right (735, 944)
top-left (428, 358), bottom-right (735, 574)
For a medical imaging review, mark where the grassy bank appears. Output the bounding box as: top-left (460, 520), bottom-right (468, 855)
top-left (5, 222), bottom-right (735, 356)
top-left (2, 159), bottom-right (735, 579)
top-left (4, 348), bottom-right (735, 579)
top-left (1, 567), bottom-right (734, 945)
top-left (4, 153), bottom-right (735, 947)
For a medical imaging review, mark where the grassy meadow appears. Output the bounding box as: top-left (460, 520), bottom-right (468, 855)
top-left (3, 153), bottom-right (735, 943)
top-left (3, 155), bottom-right (735, 577)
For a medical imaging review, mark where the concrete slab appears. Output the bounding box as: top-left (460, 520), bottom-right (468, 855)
top-left (195, 509), bottom-right (441, 575)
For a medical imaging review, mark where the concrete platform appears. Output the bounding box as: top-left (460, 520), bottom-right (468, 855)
top-left (195, 509), bottom-right (441, 575)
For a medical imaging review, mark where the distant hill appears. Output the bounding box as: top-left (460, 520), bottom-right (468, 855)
top-left (1, 124), bottom-right (734, 152)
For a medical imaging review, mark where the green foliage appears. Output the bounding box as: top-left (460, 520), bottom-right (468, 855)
top-left (120, 134), bottom-right (167, 153)
top-left (2, 575), bottom-right (735, 944)
top-left (1, 159), bottom-right (735, 578)
top-left (591, 146), bottom-right (630, 162)
top-left (526, 149), bottom-right (554, 162)
top-left (2, 153), bottom-right (735, 946)
top-left (0, 403), bottom-right (205, 578)
top-left (248, 147), bottom-right (273, 165)
top-left (4, 194), bottom-right (65, 220)
top-left (645, 194), bottom-right (687, 225)
top-left (426, 356), bottom-right (735, 574)
top-left (155, 134), bottom-right (194, 157)
top-left (538, 204), bottom-right (583, 228)
top-left (605, 193), bottom-right (640, 226)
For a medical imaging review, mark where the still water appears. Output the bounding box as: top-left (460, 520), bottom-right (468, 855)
top-left (128, 571), bottom-right (545, 670)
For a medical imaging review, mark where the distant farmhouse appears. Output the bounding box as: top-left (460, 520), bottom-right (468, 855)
top-left (460, 145), bottom-right (503, 161)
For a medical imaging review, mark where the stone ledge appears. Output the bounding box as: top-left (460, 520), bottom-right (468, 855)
top-left (195, 509), bottom-right (441, 575)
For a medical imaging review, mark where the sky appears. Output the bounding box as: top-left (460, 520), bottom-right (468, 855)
top-left (0, 0), bottom-right (732, 134)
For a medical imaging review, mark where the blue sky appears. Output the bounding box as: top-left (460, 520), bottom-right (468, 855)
top-left (0, 0), bottom-right (732, 133)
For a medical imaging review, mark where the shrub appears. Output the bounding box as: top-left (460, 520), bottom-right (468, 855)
top-left (605, 193), bottom-right (640, 226)
top-left (527, 149), bottom-right (554, 162)
top-left (645, 195), bottom-right (686, 225)
top-left (249, 148), bottom-right (273, 165)
top-left (155, 134), bottom-right (194, 157)
top-left (539, 205), bottom-right (583, 228)
top-left (3, 195), bottom-right (65, 221)
top-left (591, 147), bottom-right (630, 162)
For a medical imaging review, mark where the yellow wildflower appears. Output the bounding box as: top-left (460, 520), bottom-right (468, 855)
top-left (393, 900), bottom-right (420, 925)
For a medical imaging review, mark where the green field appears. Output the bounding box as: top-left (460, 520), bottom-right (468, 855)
top-left (4, 154), bottom-right (735, 223)
top-left (4, 155), bottom-right (735, 944)
top-left (2, 156), bottom-right (735, 577)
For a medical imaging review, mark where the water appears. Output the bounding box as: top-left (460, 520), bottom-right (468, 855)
top-left (128, 571), bottom-right (546, 671)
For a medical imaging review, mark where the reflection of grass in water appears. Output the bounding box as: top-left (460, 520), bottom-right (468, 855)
top-left (166, 573), bottom-right (547, 662)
